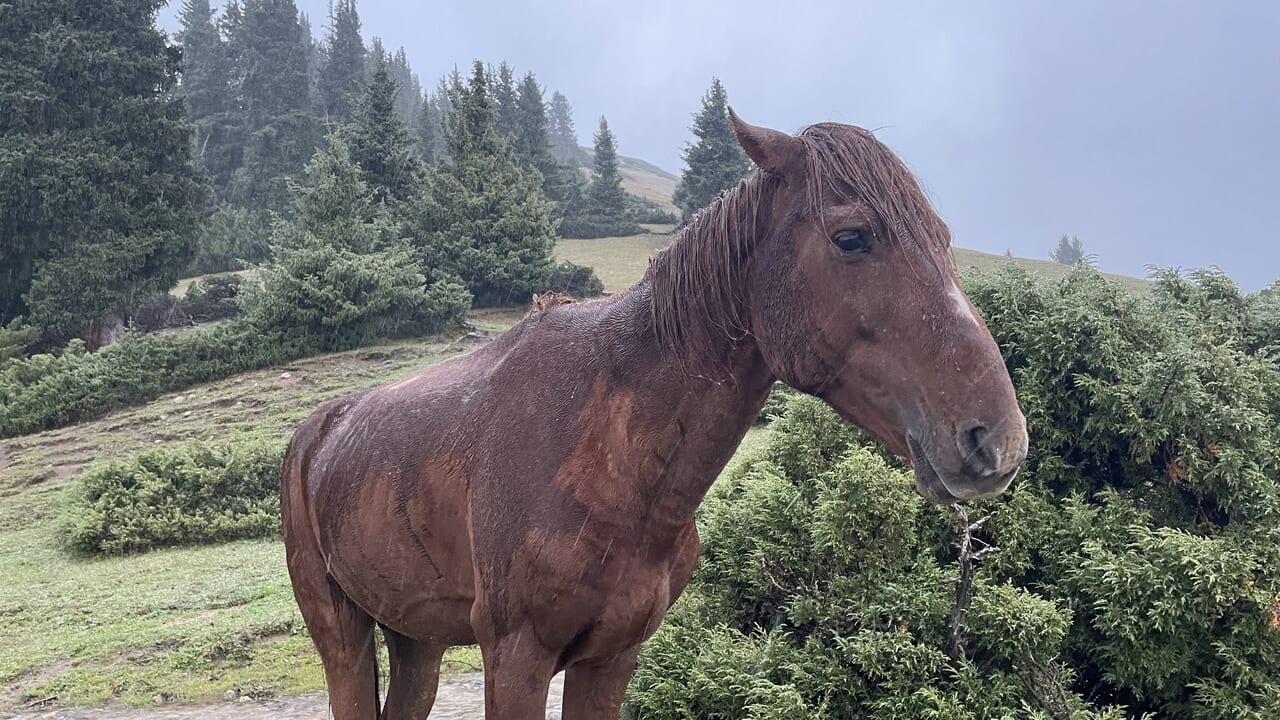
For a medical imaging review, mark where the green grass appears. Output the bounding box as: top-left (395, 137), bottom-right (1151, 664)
top-left (0, 335), bottom-right (486, 709)
top-left (556, 229), bottom-right (1151, 296)
top-left (0, 308), bottom-right (766, 710)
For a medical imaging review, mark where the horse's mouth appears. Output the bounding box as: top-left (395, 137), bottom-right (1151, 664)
top-left (907, 433), bottom-right (967, 505)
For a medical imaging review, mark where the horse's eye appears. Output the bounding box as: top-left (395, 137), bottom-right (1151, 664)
top-left (832, 229), bottom-right (871, 255)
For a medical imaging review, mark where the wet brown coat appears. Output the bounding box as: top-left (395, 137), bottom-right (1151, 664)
top-left (281, 113), bottom-right (1028, 719)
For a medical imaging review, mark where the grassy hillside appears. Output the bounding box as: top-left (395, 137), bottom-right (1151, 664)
top-left (556, 224), bottom-right (1151, 295)
top-left (0, 308), bottom-right (759, 710)
top-left (573, 146), bottom-right (680, 214)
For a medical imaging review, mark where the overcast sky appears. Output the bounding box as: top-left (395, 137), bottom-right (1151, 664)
top-left (160, 1), bottom-right (1279, 290)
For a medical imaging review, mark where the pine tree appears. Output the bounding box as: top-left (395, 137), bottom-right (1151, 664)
top-left (547, 91), bottom-right (579, 162)
top-left (493, 61), bottom-right (519, 141)
top-left (318, 0), bottom-right (365, 122)
top-left (1051, 234), bottom-right (1086, 265)
top-left (511, 72), bottom-right (582, 216)
top-left (389, 47), bottom-right (422, 126)
top-left (240, 137), bottom-right (468, 349)
top-left (1, 0), bottom-right (209, 342)
top-left (343, 50), bottom-right (423, 204)
top-left (410, 61), bottom-right (557, 307)
top-left (588, 116), bottom-right (628, 222)
top-left (233, 0), bottom-right (322, 212)
top-left (513, 72), bottom-right (554, 172)
top-left (415, 95), bottom-right (438, 165)
top-left (177, 0), bottom-right (238, 196)
top-left (672, 78), bottom-right (751, 222)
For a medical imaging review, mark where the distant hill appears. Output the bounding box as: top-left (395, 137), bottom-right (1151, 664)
top-left (572, 146), bottom-right (680, 214)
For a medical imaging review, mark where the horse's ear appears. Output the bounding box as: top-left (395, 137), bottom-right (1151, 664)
top-left (729, 107), bottom-right (803, 176)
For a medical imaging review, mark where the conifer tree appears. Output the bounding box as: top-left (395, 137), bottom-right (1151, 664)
top-left (415, 95), bottom-right (439, 165)
top-left (1, 0), bottom-right (209, 341)
top-left (389, 47), bottom-right (422, 126)
top-left (493, 61), bottom-right (519, 141)
top-left (410, 62), bottom-right (556, 307)
top-left (177, 0), bottom-right (238, 196)
top-left (672, 78), bottom-right (751, 222)
top-left (512, 72), bottom-right (582, 216)
top-left (587, 116), bottom-right (628, 222)
top-left (318, 0), bottom-right (365, 122)
top-left (343, 50), bottom-right (423, 204)
top-left (241, 137), bottom-right (468, 349)
top-left (547, 91), bottom-right (579, 161)
top-left (233, 0), bottom-right (322, 212)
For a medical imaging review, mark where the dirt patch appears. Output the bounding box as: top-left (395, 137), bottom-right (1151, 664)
top-left (0, 445), bottom-right (9, 473)
top-left (0, 672), bottom-right (565, 720)
top-left (2, 660), bottom-right (72, 710)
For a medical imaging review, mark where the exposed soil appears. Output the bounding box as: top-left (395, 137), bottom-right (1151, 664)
top-left (1, 673), bottom-right (565, 720)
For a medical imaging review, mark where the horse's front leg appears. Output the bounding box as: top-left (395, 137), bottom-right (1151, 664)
top-left (560, 648), bottom-right (641, 720)
top-left (481, 626), bottom-right (559, 720)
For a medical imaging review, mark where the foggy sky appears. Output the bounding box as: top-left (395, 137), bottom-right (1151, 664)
top-left (159, 1), bottom-right (1280, 290)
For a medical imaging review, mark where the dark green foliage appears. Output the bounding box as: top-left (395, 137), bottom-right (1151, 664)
top-left (230, 0), bottom-right (321, 212)
top-left (628, 264), bottom-right (1280, 719)
top-left (511, 72), bottom-right (584, 219)
top-left (673, 78), bottom-right (752, 223)
top-left (415, 93), bottom-right (445, 165)
top-left (756, 382), bottom-right (797, 424)
top-left (588, 117), bottom-right (630, 220)
top-left (187, 203), bottom-right (271, 275)
top-left (1, 0), bottom-right (209, 340)
top-left (410, 62), bottom-right (557, 307)
top-left (317, 0), bottom-right (366, 122)
top-left (545, 261), bottom-right (605, 298)
top-left (180, 273), bottom-right (244, 323)
top-left (1051, 233), bottom-right (1086, 264)
top-left (0, 323), bottom-right (311, 439)
top-left (493, 61), bottom-right (519, 140)
top-left (240, 138), bottom-right (468, 349)
top-left (0, 318), bottom-right (39, 362)
top-left (628, 396), bottom-right (1100, 719)
top-left (61, 439), bottom-right (285, 555)
top-left (559, 117), bottom-right (643, 238)
top-left (625, 194), bottom-right (679, 225)
top-left (177, 0), bottom-right (240, 195)
top-left (343, 50), bottom-right (423, 204)
top-left (389, 47), bottom-right (423, 127)
top-left (1246, 280), bottom-right (1280, 352)
top-left (547, 90), bottom-right (578, 161)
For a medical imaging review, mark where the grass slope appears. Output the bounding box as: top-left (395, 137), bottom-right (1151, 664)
top-left (556, 225), bottom-right (1151, 295)
top-left (573, 146), bottom-right (680, 214)
top-left (0, 338), bottom-right (485, 708)
top-left (0, 311), bottom-right (752, 710)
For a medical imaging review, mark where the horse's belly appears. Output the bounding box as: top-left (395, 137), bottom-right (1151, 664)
top-left (317, 470), bottom-right (477, 646)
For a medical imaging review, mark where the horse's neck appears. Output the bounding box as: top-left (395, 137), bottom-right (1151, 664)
top-left (604, 286), bottom-right (776, 534)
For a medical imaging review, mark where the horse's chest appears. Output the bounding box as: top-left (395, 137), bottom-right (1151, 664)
top-left (479, 520), bottom-right (698, 663)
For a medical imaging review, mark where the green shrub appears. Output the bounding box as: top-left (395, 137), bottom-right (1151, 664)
top-left (0, 321), bottom-right (314, 438)
top-left (187, 204), bottom-right (272, 276)
top-left (239, 138), bottom-right (472, 349)
top-left (545, 260), bottom-right (604, 298)
top-left (0, 316), bottom-right (39, 361)
top-left (180, 273), bottom-right (244, 323)
top-left (627, 264), bottom-right (1280, 719)
top-left (60, 438), bottom-right (285, 555)
top-left (556, 214), bottom-right (645, 239)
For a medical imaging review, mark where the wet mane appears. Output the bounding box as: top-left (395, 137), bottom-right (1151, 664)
top-left (647, 122), bottom-right (950, 376)
top-left (523, 291), bottom-right (575, 318)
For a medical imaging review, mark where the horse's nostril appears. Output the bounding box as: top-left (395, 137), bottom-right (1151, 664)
top-left (960, 424), bottom-right (999, 476)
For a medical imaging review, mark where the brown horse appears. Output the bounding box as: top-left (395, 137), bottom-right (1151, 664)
top-left (281, 111), bottom-right (1028, 719)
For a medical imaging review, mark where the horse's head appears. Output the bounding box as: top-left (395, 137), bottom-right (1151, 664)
top-left (733, 111), bottom-right (1027, 504)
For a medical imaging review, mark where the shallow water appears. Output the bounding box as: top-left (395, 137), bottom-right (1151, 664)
top-left (1, 672), bottom-right (564, 720)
